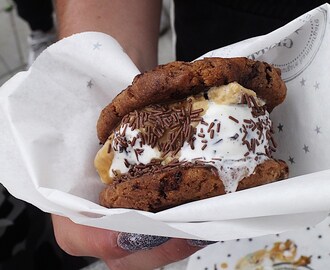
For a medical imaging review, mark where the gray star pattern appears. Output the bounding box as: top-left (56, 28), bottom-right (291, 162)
top-left (314, 82), bottom-right (320, 90)
top-left (288, 156), bottom-right (295, 164)
top-left (93, 42), bottom-right (102, 50)
top-left (277, 123), bottom-right (284, 132)
top-left (300, 78), bottom-right (306, 86)
top-left (303, 144), bottom-right (310, 153)
top-left (87, 79), bottom-right (93, 88)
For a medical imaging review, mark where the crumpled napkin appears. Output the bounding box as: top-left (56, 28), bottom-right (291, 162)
top-left (0, 3), bottom-right (329, 240)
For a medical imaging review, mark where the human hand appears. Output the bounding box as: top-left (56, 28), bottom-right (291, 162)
top-left (52, 215), bottom-right (215, 270)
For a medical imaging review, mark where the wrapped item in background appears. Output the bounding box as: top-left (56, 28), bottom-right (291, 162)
top-left (187, 216), bottom-right (330, 269)
top-left (0, 4), bottom-right (330, 241)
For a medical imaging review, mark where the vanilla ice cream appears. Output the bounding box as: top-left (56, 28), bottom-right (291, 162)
top-left (95, 82), bottom-right (276, 193)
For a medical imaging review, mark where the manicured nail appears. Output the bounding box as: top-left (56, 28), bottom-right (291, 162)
top-left (117, 232), bottom-right (170, 251)
top-left (187, 239), bottom-right (218, 247)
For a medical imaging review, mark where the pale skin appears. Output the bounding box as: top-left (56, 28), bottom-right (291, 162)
top-left (55, 0), bottom-right (161, 72)
top-left (53, 0), bottom-right (203, 269)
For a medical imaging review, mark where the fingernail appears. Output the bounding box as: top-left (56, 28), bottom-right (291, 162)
top-left (117, 232), bottom-right (170, 251)
top-left (187, 239), bottom-right (218, 247)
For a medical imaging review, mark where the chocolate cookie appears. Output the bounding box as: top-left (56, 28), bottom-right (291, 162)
top-left (97, 57), bottom-right (286, 144)
top-left (100, 159), bottom-right (288, 212)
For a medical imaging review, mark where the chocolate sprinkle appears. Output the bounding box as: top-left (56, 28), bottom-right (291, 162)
top-left (207, 122), bottom-right (215, 133)
top-left (216, 122), bottom-right (221, 133)
top-left (228, 116), bottom-right (239, 123)
top-left (109, 91), bottom-right (278, 181)
top-left (198, 133), bottom-right (205, 138)
top-left (230, 133), bottom-right (239, 140)
top-left (210, 129), bottom-right (215, 139)
top-left (112, 100), bottom-right (205, 159)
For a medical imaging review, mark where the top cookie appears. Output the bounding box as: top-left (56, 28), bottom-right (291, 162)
top-left (97, 57), bottom-right (286, 144)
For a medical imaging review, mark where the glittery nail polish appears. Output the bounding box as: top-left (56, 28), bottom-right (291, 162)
top-left (187, 239), bottom-right (218, 247)
top-left (117, 233), bottom-right (170, 251)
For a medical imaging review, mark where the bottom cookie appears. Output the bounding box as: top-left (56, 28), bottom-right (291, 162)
top-left (100, 159), bottom-right (289, 212)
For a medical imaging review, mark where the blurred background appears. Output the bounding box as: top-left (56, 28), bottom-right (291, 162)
top-left (0, 0), bottom-right (29, 86)
top-left (0, 0), bottom-right (174, 87)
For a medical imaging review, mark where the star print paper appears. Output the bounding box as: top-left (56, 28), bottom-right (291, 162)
top-left (271, 58), bottom-right (329, 176)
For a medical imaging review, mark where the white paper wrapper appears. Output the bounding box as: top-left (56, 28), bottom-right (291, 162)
top-left (1, 4), bottom-right (330, 241)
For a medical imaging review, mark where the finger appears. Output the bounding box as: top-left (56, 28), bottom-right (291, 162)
top-left (52, 214), bottom-right (214, 270)
top-left (105, 238), bottom-right (203, 270)
top-left (52, 215), bottom-right (129, 259)
top-left (51, 215), bottom-right (171, 260)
